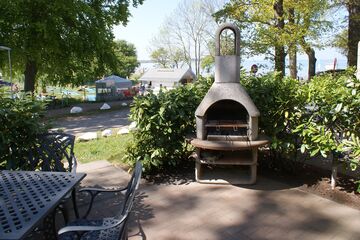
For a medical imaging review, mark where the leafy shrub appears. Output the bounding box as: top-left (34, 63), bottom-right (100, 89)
top-left (124, 77), bottom-right (211, 173)
top-left (0, 93), bottom-right (49, 169)
top-left (125, 70), bottom-right (360, 184)
top-left (240, 73), bottom-right (305, 168)
top-left (241, 70), bottom-right (360, 173)
top-left (294, 69), bottom-right (360, 169)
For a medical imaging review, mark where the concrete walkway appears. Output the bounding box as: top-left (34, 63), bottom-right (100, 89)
top-left (76, 161), bottom-right (360, 240)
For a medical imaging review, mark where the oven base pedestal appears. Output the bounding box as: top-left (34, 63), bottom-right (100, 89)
top-left (195, 162), bottom-right (257, 185)
top-left (194, 148), bottom-right (259, 185)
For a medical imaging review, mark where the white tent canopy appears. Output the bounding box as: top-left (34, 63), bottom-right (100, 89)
top-left (139, 68), bottom-right (196, 88)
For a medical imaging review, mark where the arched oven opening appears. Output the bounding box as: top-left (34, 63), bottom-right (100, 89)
top-left (204, 100), bottom-right (249, 141)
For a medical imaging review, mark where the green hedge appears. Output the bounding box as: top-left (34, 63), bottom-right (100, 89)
top-left (124, 77), bottom-right (212, 173)
top-left (0, 93), bottom-right (49, 169)
top-left (240, 73), bottom-right (305, 163)
top-left (294, 70), bottom-right (360, 168)
top-left (125, 71), bottom-right (359, 176)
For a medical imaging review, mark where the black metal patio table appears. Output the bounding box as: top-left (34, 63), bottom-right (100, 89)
top-left (0, 170), bottom-right (86, 240)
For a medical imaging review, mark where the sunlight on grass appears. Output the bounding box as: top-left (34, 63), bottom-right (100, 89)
top-left (74, 134), bottom-right (132, 164)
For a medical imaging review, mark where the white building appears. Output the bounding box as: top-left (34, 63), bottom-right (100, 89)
top-left (139, 68), bottom-right (196, 90)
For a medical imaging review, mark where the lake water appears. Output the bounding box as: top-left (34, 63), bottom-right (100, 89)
top-left (138, 58), bottom-right (348, 79)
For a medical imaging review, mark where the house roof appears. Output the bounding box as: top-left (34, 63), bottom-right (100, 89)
top-left (95, 75), bottom-right (131, 83)
top-left (95, 75), bottom-right (132, 89)
top-left (139, 68), bottom-right (196, 82)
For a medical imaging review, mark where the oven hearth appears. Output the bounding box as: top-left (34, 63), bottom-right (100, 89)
top-left (191, 23), bottom-right (269, 184)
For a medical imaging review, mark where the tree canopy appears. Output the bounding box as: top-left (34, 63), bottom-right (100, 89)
top-left (0, 0), bottom-right (144, 92)
top-left (215, 0), bottom-right (331, 79)
top-left (150, 47), bottom-right (171, 68)
top-left (112, 40), bottom-right (139, 78)
top-left (149, 0), bottom-right (225, 76)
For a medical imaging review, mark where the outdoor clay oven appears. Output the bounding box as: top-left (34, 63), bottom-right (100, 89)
top-left (191, 23), bottom-right (269, 184)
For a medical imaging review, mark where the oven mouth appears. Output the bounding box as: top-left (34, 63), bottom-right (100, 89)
top-left (205, 100), bottom-right (248, 122)
top-left (203, 100), bottom-right (250, 140)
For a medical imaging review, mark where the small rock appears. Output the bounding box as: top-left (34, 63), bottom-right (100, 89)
top-left (102, 129), bottom-right (112, 137)
top-left (129, 122), bottom-right (137, 131)
top-left (100, 103), bottom-right (111, 110)
top-left (78, 132), bottom-right (97, 141)
top-left (117, 128), bottom-right (129, 135)
top-left (70, 106), bottom-right (83, 114)
top-left (121, 102), bottom-right (127, 107)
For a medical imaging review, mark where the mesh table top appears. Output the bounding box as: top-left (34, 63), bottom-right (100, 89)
top-left (0, 171), bottom-right (86, 240)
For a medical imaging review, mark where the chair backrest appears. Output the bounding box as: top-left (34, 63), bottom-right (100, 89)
top-left (119, 161), bottom-right (142, 216)
top-left (28, 132), bottom-right (77, 172)
top-left (116, 161), bottom-right (142, 239)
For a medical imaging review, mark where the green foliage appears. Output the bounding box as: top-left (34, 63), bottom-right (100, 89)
top-left (113, 40), bottom-right (139, 78)
top-left (74, 134), bottom-right (132, 164)
top-left (241, 70), bottom-right (360, 178)
top-left (200, 55), bottom-right (215, 73)
top-left (124, 78), bottom-right (211, 173)
top-left (0, 0), bottom-right (144, 90)
top-left (332, 29), bottom-right (348, 57)
top-left (294, 69), bottom-right (360, 167)
top-left (216, 0), bottom-right (331, 77)
top-left (343, 134), bottom-right (360, 171)
top-left (240, 73), bottom-right (305, 161)
top-left (125, 68), bottom-right (359, 183)
top-left (150, 47), bottom-right (170, 68)
top-left (0, 93), bottom-right (49, 169)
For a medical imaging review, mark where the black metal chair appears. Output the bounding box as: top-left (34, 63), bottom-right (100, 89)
top-left (28, 132), bottom-right (77, 173)
top-left (28, 132), bottom-right (79, 221)
top-left (58, 161), bottom-right (142, 240)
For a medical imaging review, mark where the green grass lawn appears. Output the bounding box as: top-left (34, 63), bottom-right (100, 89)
top-left (74, 134), bottom-right (132, 164)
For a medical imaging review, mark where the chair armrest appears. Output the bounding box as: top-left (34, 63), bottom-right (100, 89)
top-left (71, 155), bottom-right (77, 174)
top-left (58, 216), bottom-right (126, 235)
top-left (79, 186), bottom-right (128, 194)
top-left (79, 186), bottom-right (128, 219)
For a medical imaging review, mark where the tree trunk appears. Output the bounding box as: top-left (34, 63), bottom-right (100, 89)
top-left (24, 60), bottom-right (37, 92)
top-left (197, 41), bottom-right (201, 77)
top-left (347, 1), bottom-right (360, 67)
top-left (300, 38), bottom-right (316, 80)
top-left (289, 46), bottom-right (297, 79)
top-left (288, 8), bottom-right (297, 79)
top-left (273, 0), bottom-right (285, 78)
top-left (194, 39), bottom-right (198, 77)
top-left (308, 49), bottom-right (316, 79)
top-left (274, 46), bottom-right (286, 77)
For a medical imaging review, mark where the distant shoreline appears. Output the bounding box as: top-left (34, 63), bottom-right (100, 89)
top-left (136, 58), bottom-right (348, 79)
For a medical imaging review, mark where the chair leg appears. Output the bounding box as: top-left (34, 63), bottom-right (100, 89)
top-left (43, 211), bottom-right (57, 240)
top-left (71, 189), bottom-right (80, 219)
top-left (59, 204), bottom-right (70, 224)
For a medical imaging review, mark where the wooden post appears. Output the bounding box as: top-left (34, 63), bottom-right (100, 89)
top-left (330, 152), bottom-right (337, 190)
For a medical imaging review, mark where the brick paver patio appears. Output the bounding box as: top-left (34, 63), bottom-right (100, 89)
top-left (74, 160), bottom-right (360, 240)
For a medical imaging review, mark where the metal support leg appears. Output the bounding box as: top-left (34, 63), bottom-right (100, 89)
top-left (72, 188), bottom-right (80, 219)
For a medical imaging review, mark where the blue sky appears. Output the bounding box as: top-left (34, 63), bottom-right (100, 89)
top-left (113, 0), bottom-right (347, 67)
top-left (113, 0), bottom-right (182, 60)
